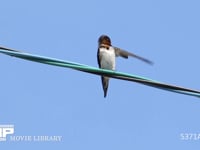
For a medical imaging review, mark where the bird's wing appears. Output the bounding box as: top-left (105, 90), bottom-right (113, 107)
top-left (97, 48), bottom-right (102, 68)
top-left (113, 46), bottom-right (153, 65)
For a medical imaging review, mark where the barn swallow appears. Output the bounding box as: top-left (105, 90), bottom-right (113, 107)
top-left (97, 35), bottom-right (153, 98)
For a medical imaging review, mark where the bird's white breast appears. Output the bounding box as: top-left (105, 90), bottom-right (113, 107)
top-left (99, 47), bottom-right (116, 70)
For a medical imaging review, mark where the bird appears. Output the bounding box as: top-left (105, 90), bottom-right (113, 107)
top-left (97, 35), bottom-right (153, 98)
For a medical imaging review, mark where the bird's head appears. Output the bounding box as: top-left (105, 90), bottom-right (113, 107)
top-left (98, 35), bottom-right (111, 48)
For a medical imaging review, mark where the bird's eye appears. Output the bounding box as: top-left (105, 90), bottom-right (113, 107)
top-left (106, 37), bottom-right (110, 41)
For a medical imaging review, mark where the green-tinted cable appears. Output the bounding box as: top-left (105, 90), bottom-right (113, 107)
top-left (0, 48), bottom-right (200, 98)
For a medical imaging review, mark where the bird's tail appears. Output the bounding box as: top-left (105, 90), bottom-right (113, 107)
top-left (101, 76), bottom-right (109, 98)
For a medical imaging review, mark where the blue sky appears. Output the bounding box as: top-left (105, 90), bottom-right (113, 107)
top-left (1, 0), bottom-right (200, 149)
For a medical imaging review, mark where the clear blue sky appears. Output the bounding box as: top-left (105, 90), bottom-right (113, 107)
top-left (1, 0), bottom-right (200, 149)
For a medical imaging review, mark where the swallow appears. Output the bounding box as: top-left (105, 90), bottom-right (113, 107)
top-left (97, 35), bottom-right (153, 98)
